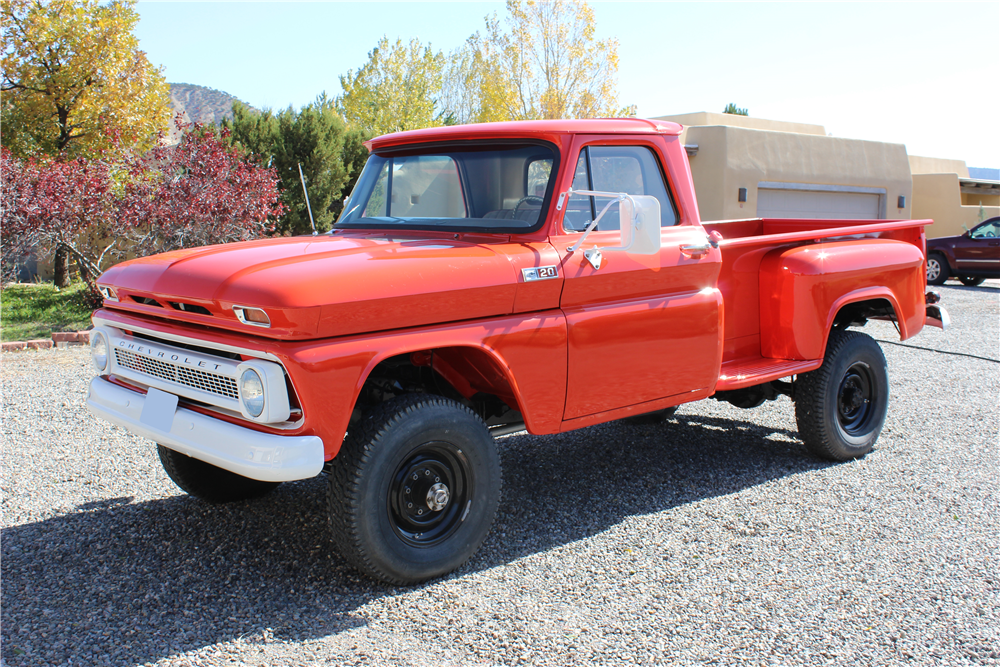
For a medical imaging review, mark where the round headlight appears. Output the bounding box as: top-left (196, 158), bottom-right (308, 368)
top-left (91, 332), bottom-right (108, 372)
top-left (240, 369), bottom-right (265, 418)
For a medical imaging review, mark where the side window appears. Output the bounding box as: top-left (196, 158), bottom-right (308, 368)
top-left (564, 152), bottom-right (593, 231)
top-left (971, 220), bottom-right (999, 239)
top-left (562, 145), bottom-right (678, 232)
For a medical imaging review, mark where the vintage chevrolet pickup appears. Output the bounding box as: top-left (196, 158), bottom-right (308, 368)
top-left (87, 118), bottom-right (948, 584)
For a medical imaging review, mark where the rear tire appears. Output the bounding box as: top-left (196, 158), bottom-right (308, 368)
top-left (959, 276), bottom-right (985, 286)
top-left (157, 445), bottom-right (281, 503)
top-left (794, 331), bottom-right (888, 461)
top-left (926, 254), bottom-right (948, 286)
top-left (328, 394), bottom-right (502, 585)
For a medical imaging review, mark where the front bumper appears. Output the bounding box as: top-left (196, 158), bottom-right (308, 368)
top-left (87, 376), bottom-right (324, 482)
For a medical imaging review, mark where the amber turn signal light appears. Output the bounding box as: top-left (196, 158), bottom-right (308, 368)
top-left (233, 306), bottom-right (271, 327)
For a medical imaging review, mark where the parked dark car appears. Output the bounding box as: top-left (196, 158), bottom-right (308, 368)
top-left (926, 217), bottom-right (1000, 286)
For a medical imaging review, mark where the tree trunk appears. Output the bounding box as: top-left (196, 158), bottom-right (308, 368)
top-left (53, 246), bottom-right (72, 287)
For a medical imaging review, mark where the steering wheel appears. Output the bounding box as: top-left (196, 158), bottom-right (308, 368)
top-left (986, 231), bottom-right (996, 238)
top-left (513, 195), bottom-right (544, 213)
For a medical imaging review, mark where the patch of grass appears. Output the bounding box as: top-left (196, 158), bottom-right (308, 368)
top-left (1, 282), bottom-right (96, 342)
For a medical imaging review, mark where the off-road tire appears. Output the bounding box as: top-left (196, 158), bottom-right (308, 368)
top-left (926, 253), bottom-right (949, 286)
top-left (157, 445), bottom-right (281, 503)
top-left (959, 276), bottom-right (985, 287)
top-left (328, 394), bottom-right (502, 585)
top-left (794, 331), bottom-right (888, 461)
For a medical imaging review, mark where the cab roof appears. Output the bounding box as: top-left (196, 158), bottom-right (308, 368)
top-left (366, 118), bottom-right (683, 151)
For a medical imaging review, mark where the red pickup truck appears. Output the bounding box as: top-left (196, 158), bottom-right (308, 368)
top-left (87, 119), bottom-right (947, 584)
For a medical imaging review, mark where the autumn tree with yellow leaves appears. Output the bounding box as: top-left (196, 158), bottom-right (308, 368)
top-left (336, 37), bottom-right (446, 138)
top-left (1, 0), bottom-right (171, 159)
top-left (338, 0), bottom-right (634, 137)
top-left (442, 0), bottom-right (634, 124)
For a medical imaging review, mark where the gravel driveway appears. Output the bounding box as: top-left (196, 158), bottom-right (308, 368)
top-left (2, 283), bottom-right (998, 666)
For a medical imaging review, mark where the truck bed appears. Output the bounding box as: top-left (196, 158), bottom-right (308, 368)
top-left (702, 217), bottom-right (931, 390)
top-left (703, 217), bottom-right (931, 247)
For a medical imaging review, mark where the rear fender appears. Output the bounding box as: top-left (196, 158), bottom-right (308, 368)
top-left (759, 239), bottom-right (925, 360)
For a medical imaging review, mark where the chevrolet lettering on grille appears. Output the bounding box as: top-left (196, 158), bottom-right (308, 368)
top-left (102, 329), bottom-right (244, 408)
top-left (117, 340), bottom-right (224, 371)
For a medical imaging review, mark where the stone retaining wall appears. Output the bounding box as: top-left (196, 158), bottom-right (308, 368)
top-left (2, 331), bottom-right (91, 352)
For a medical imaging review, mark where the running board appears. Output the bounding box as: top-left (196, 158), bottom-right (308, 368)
top-left (716, 357), bottom-right (822, 391)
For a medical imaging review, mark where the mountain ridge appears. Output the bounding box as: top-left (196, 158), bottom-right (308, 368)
top-left (166, 83), bottom-right (256, 143)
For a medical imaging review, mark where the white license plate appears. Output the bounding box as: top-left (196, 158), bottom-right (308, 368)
top-left (140, 387), bottom-right (179, 433)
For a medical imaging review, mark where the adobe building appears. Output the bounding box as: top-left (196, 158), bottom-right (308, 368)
top-left (907, 156), bottom-right (1000, 237)
top-left (654, 112), bottom-right (999, 238)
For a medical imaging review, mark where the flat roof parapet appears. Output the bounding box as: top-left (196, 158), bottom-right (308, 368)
top-left (652, 112), bottom-right (826, 136)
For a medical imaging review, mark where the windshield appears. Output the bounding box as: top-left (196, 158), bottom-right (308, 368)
top-left (335, 143), bottom-right (557, 233)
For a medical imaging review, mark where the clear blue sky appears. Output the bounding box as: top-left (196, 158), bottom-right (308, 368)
top-left (135, 1), bottom-right (999, 168)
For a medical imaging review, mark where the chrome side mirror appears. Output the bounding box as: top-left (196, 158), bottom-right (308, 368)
top-left (566, 190), bottom-right (662, 269)
top-left (610, 195), bottom-right (661, 255)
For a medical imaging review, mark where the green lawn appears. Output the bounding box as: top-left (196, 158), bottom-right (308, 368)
top-left (1, 282), bottom-right (96, 342)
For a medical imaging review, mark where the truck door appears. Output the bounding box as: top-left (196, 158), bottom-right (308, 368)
top-left (549, 140), bottom-right (724, 421)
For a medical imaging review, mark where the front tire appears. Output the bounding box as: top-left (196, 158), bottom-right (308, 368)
top-left (157, 445), bottom-right (281, 503)
top-left (328, 395), bottom-right (502, 585)
top-left (959, 276), bottom-right (985, 287)
top-left (794, 331), bottom-right (889, 461)
top-left (926, 253), bottom-right (949, 285)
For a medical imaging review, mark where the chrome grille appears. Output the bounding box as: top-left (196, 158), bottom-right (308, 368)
top-left (114, 348), bottom-right (175, 381)
top-left (114, 347), bottom-right (239, 400)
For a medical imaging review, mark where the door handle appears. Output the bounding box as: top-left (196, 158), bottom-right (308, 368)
top-left (680, 242), bottom-right (711, 258)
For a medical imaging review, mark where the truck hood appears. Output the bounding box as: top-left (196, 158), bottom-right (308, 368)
top-left (98, 234), bottom-right (519, 339)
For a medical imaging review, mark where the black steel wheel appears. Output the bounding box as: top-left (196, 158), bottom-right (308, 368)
top-left (926, 254), bottom-right (948, 286)
top-left (836, 362), bottom-right (877, 437)
top-left (328, 394), bottom-right (501, 585)
top-left (959, 276), bottom-right (985, 287)
top-left (388, 442), bottom-right (470, 547)
top-left (795, 330), bottom-right (889, 461)
top-left (157, 445), bottom-right (280, 503)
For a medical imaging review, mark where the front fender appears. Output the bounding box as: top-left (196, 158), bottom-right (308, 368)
top-left (90, 308), bottom-right (568, 463)
top-left (281, 311), bottom-right (568, 460)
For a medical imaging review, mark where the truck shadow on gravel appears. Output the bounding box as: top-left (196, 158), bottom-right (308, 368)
top-left (485, 412), bottom-right (830, 565)
top-left (1, 411), bottom-right (830, 666)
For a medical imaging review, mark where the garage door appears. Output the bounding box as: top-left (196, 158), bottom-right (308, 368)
top-left (757, 185), bottom-right (883, 219)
